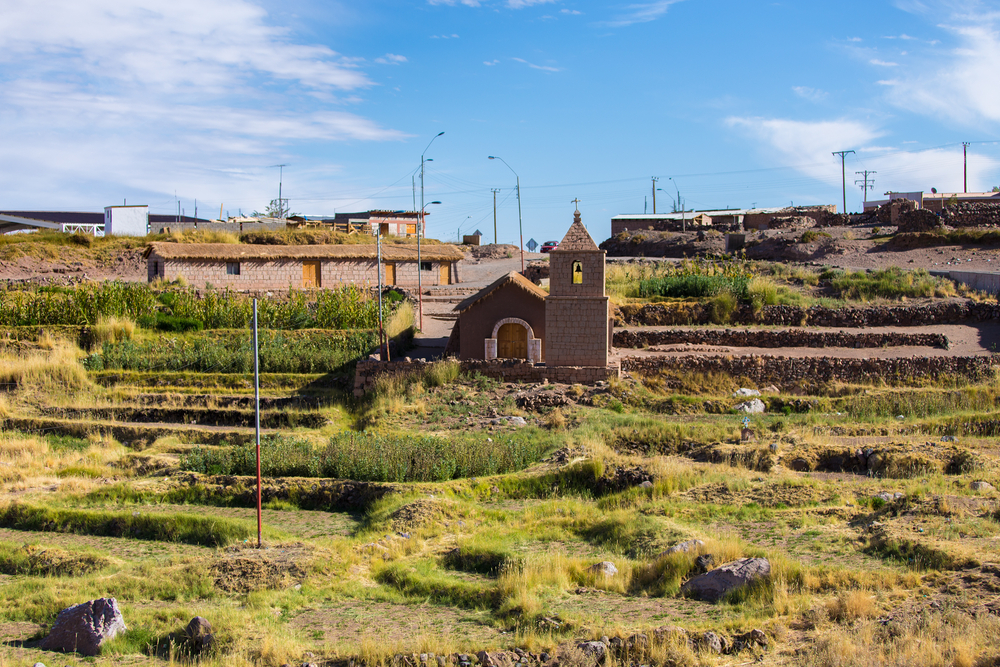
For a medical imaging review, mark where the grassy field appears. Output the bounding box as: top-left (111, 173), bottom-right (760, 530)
top-left (0, 336), bottom-right (995, 667)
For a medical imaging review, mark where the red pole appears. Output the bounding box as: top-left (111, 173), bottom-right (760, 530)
top-left (253, 299), bottom-right (262, 548)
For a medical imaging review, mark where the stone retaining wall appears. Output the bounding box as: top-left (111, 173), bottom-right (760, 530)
top-left (614, 328), bottom-right (948, 350)
top-left (941, 201), bottom-right (1000, 228)
top-left (354, 357), bottom-right (621, 396)
top-left (621, 354), bottom-right (997, 384)
top-left (615, 300), bottom-right (1000, 328)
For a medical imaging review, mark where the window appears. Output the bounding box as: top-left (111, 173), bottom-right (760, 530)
top-left (572, 260), bottom-right (583, 284)
top-left (420, 261), bottom-right (432, 271)
top-left (226, 261), bottom-right (241, 276)
top-left (152, 261), bottom-right (159, 276)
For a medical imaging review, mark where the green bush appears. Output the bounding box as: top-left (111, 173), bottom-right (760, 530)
top-left (181, 431), bottom-right (550, 482)
top-left (137, 313), bottom-right (204, 332)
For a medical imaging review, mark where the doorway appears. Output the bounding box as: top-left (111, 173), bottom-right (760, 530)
top-left (439, 261), bottom-right (450, 285)
top-left (497, 322), bottom-right (528, 359)
top-left (302, 261), bottom-right (321, 288)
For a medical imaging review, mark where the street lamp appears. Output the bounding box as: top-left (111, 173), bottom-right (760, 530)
top-left (668, 177), bottom-right (684, 232)
top-left (419, 132), bottom-right (444, 331)
top-left (488, 156), bottom-right (524, 272)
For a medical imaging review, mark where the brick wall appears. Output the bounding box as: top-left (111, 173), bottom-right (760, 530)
top-left (545, 296), bottom-right (610, 367)
top-left (149, 253), bottom-right (450, 290)
top-left (549, 250), bottom-right (605, 297)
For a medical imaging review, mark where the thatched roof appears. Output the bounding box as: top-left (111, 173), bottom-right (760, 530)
top-left (143, 242), bottom-right (465, 262)
top-left (454, 271), bottom-right (547, 312)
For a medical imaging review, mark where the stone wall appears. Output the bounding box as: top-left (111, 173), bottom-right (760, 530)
top-left (941, 202), bottom-right (1000, 228)
top-left (621, 354), bottom-right (997, 384)
top-left (615, 300), bottom-right (1000, 328)
top-left (354, 357), bottom-right (621, 396)
top-left (614, 328), bottom-right (949, 350)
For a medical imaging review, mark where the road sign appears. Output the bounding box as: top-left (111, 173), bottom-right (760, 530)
top-left (526, 238), bottom-right (538, 252)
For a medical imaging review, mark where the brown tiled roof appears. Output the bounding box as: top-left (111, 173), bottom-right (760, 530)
top-left (143, 242), bottom-right (464, 262)
top-left (454, 271), bottom-right (547, 312)
top-left (554, 215), bottom-right (600, 252)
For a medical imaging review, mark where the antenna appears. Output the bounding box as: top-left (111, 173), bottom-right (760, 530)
top-left (269, 164), bottom-right (290, 218)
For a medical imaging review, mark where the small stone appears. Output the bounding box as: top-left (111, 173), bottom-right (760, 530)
top-left (700, 631), bottom-right (723, 654)
top-left (734, 398), bottom-right (765, 414)
top-left (733, 388), bottom-right (761, 397)
top-left (663, 539), bottom-right (704, 556)
top-left (639, 480), bottom-right (653, 488)
top-left (589, 561), bottom-right (618, 577)
top-left (971, 481), bottom-right (994, 492)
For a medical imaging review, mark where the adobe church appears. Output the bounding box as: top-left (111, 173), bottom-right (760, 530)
top-left (446, 210), bottom-right (617, 382)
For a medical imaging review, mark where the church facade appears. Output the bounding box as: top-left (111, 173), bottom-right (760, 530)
top-left (447, 210), bottom-right (615, 380)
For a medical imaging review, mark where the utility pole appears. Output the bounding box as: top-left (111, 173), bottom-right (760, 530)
top-left (492, 188), bottom-right (500, 244)
top-left (832, 150), bottom-right (855, 214)
top-left (412, 176), bottom-right (417, 212)
top-left (651, 177), bottom-right (658, 214)
top-left (963, 142), bottom-right (971, 193)
top-left (420, 132), bottom-right (445, 332)
top-left (855, 170), bottom-right (877, 206)
top-left (270, 164), bottom-right (289, 218)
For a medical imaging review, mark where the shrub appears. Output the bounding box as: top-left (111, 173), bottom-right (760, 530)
top-left (801, 230), bottom-right (832, 244)
top-left (90, 315), bottom-right (136, 349)
top-left (747, 276), bottom-right (778, 312)
top-left (709, 290), bottom-right (738, 324)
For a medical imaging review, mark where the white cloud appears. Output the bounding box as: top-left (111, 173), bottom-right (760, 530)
top-left (875, 10), bottom-right (1000, 125)
top-left (870, 58), bottom-right (899, 66)
top-left (430, 33), bottom-right (461, 38)
top-left (847, 37), bottom-right (863, 41)
top-left (726, 115), bottom-right (999, 194)
top-left (484, 59), bottom-right (500, 65)
top-left (792, 86), bottom-right (828, 102)
top-left (512, 57), bottom-right (561, 72)
top-left (507, 0), bottom-right (557, 7)
top-left (0, 0), bottom-right (406, 210)
top-left (375, 54), bottom-right (408, 65)
top-left (427, 0), bottom-right (481, 6)
top-left (602, 0), bottom-right (684, 27)
top-left (561, 8), bottom-right (583, 14)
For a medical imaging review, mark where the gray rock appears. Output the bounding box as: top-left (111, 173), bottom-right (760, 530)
top-left (971, 481), bottom-right (995, 492)
top-left (576, 641), bottom-right (606, 660)
top-left (733, 388), bottom-right (761, 398)
top-left (734, 399), bottom-right (765, 414)
top-left (695, 554), bottom-right (714, 573)
top-left (699, 631), bottom-right (723, 654)
top-left (40, 598), bottom-right (126, 656)
top-left (639, 480), bottom-right (653, 488)
top-left (185, 616), bottom-right (214, 654)
top-left (589, 561), bottom-right (618, 577)
top-left (681, 557), bottom-right (771, 603)
top-left (663, 539), bottom-right (704, 556)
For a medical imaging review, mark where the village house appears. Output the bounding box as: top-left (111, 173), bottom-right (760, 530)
top-left (143, 242), bottom-right (464, 290)
top-left (446, 210), bottom-right (615, 382)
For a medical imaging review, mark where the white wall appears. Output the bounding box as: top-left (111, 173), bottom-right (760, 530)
top-left (104, 205), bottom-right (148, 236)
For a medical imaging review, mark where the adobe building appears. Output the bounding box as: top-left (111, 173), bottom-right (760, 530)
top-left (143, 242), bottom-right (463, 290)
top-left (447, 210), bottom-right (616, 383)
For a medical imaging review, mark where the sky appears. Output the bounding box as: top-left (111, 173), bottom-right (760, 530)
top-left (3, 0), bottom-right (1000, 245)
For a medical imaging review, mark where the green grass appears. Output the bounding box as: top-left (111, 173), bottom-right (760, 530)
top-left (0, 541), bottom-right (111, 576)
top-left (822, 266), bottom-right (957, 301)
top-left (0, 503), bottom-right (260, 547)
top-left (181, 430), bottom-right (555, 482)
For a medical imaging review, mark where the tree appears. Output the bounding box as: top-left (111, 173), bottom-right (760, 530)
top-left (250, 199), bottom-right (298, 219)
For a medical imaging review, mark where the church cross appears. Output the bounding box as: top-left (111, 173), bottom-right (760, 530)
top-left (571, 198), bottom-right (581, 210)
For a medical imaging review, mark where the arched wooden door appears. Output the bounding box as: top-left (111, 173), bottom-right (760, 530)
top-left (497, 322), bottom-right (528, 359)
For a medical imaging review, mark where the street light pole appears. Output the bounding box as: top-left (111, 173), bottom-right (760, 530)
top-left (488, 156), bottom-right (524, 272)
top-left (419, 132), bottom-right (444, 332)
top-left (669, 177), bottom-right (684, 232)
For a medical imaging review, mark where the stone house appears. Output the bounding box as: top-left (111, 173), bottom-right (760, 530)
top-left (447, 211), bottom-right (613, 372)
top-left (143, 242), bottom-right (464, 290)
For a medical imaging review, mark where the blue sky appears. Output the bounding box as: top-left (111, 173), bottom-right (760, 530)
top-left (3, 0), bottom-right (1000, 244)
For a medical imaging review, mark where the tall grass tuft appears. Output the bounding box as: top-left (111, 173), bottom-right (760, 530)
top-left (181, 431), bottom-right (550, 482)
top-left (0, 342), bottom-right (90, 393)
top-left (91, 315), bottom-right (136, 349)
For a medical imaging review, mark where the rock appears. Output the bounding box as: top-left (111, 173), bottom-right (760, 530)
top-left (740, 428), bottom-right (757, 443)
top-left (576, 641), bottom-right (606, 661)
top-left (681, 557), bottom-right (771, 603)
top-left (663, 539), bottom-right (704, 555)
top-left (185, 616), bottom-right (214, 654)
top-left (733, 388), bottom-right (761, 398)
top-left (40, 598), bottom-right (126, 656)
top-left (732, 628), bottom-right (768, 652)
top-left (734, 399), bottom-right (765, 414)
top-left (761, 385), bottom-right (780, 394)
top-left (589, 561), bottom-right (618, 577)
top-left (942, 435), bottom-right (959, 443)
top-left (971, 481), bottom-right (994, 492)
top-left (699, 631), bottom-right (723, 654)
top-left (639, 480), bottom-right (653, 488)
top-left (695, 554), bottom-right (714, 573)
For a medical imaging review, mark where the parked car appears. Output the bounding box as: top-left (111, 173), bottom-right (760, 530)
top-left (540, 240), bottom-right (559, 253)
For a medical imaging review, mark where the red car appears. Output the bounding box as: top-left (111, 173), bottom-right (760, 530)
top-left (540, 240), bottom-right (559, 253)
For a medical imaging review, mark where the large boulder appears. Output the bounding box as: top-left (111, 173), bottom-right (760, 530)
top-left (40, 598), bottom-right (126, 656)
top-left (734, 399), bottom-right (765, 414)
top-left (680, 558), bottom-right (771, 603)
top-left (185, 616), bottom-right (214, 654)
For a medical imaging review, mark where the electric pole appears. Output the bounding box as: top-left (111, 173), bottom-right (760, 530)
top-left (832, 150), bottom-right (855, 214)
top-left (651, 177), bottom-right (658, 214)
top-left (492, 188), bottom-right (500, 245)
top-left (855, 170), bottom-right (877, 206)
top-left (963, 142), bottom-right (971, 193)
top-left (269, 164), bottom-right (289, 218)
